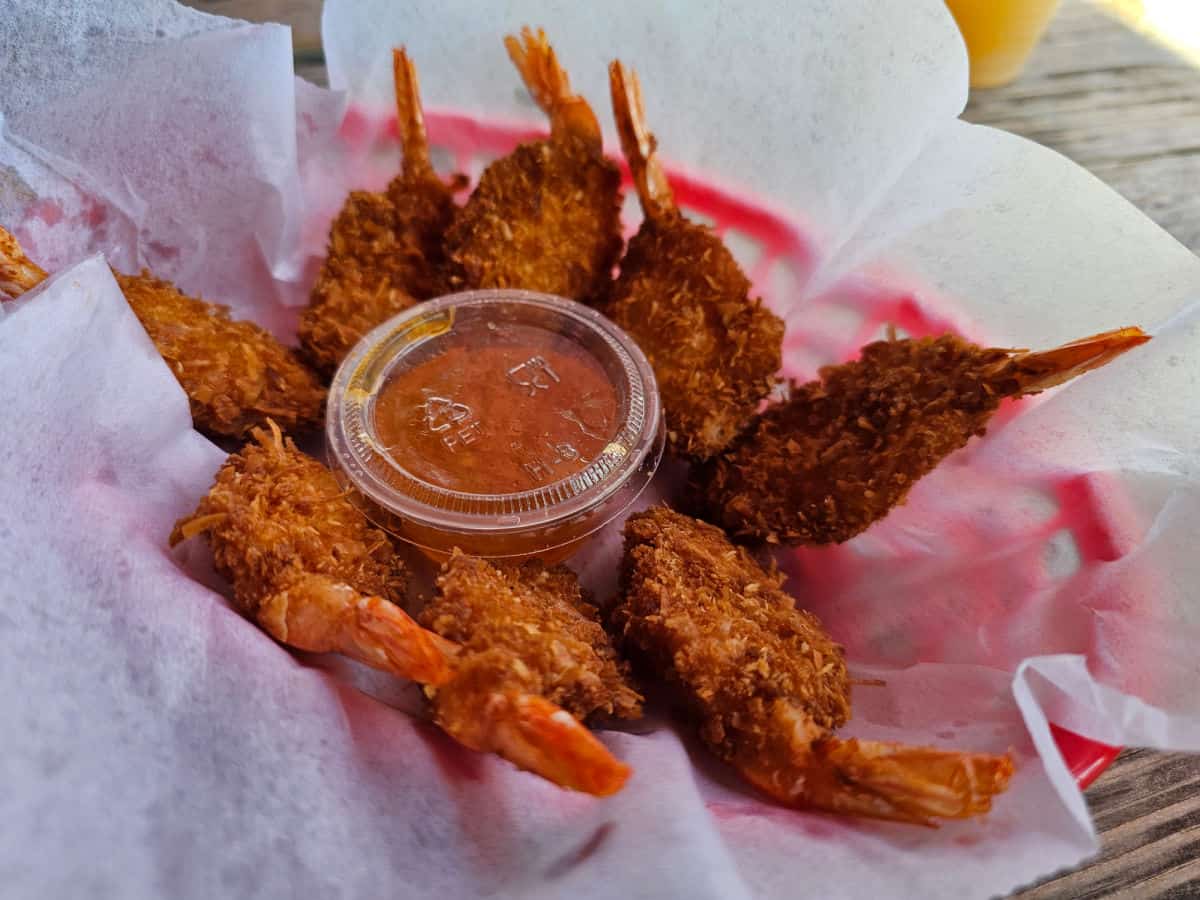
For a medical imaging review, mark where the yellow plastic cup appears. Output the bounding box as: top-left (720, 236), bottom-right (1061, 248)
top-left (944, 0), bottom-right (1062, 88)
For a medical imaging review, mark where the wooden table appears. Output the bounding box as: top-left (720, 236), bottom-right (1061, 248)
top-left (188, 1), bottom-right (1200, 896)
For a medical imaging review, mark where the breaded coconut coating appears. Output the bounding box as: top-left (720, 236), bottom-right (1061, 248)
top-left (115, 272), bottom-right (325, 439)
top-left (442, 28), bottom-right (622, 302)
top-left (171, 424), bottom-right (407, 618)
top-left (172, 435), bottom-right (633, 795)
top-left (696, 328), bottom-right (1149, 546)
top-left (612, 507), bottom-right (848, 761)
top-left (0, 226), bottom-right (325, 440)
top-left (421, 550), bottom-right (643, 727)
top-left (300, 49), bottom-right (462, 376)
top-left (612, 507), bottom-right (1013, 824)
top-left (0, 226), bottom-right (45, 296)
top-left (609, 216), bottom-right (784, 459)
top-left (607, 62), bottom-right (783, 460)
top-left (444, 134), bottom-right (622, 300)
top-left (300, 188), bottom-right (454, 377)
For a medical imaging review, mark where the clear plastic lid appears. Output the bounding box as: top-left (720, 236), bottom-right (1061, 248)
top-left (326, 290), bottom-right (664, 561)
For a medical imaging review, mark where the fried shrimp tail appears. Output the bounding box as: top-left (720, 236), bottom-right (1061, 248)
top-left (0, 226), bottom-right (48, 296)
top-left (612, 507), bottom-right (1012, 824)
top-left (1, 227), bottom-right (324, 438)
top-left (256, 573), bottom-right (456, 685)
top-left (393, 47), bottom-right (436, 179)
top-left (439, 690), bottom-right (631, 796)
top-left (504, 27), bottom-right (602, 149)
top-left (300, 48), bottom-right (462, 376)
top-left (442, 28), bottom-right (622, 301)
top-left (608, 60), bottom-right (673, 221)
top-left (695, 327), bottom-right (1150, 545)
top-left (605, 63), bottom-right (784, 460)
top-left (735, 703), bottom-right (1013, 826)
top-left (999, 326), bottom-right (1150, 395)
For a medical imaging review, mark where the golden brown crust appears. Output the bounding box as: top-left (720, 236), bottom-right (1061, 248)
top-left (421, 551), bottom-right (642, 725)
top-left (607, 215), bottom-right (784, 460)
top-left (115, 272), bottom-right (325, 439)
top-left (610, 507), bottom-right (849, 763)
top-left (0, 226), bottom-right (48, 296)
top-left (300, 171), bottom-right (459, 377)
top-left (170, 427), bottom-right (406, 617)
top-left (693, 334), bottom-right (1012, 545)
top-left (442, 134), bottom-right (623, 303)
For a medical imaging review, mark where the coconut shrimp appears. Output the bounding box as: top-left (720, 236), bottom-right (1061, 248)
top-left (0, 226), bottom-right (45, 296)
top-left (611, 507), bottom-right (1013, 824)
top-left (170, 425), bottom-right (631, 796)
top-left (605, 62), bottom-right (785, 461)
top-left (420, 550), bottom-right (642, 795)
top-left (442, 27), bottom-right (623, 302)
top-left (694, 327), bottom-right (1150, 545)
top-left (300, 48), bottom-right (464, 376)
top-left (0, 226), bottom-right (325, 439)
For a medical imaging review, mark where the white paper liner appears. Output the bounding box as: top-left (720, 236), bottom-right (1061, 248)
top-left (3, 2), bottom-right (1199, 897)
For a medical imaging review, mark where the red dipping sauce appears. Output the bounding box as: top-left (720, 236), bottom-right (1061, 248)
top-left (326, 290), bottom-right (664, 563)
top-left (373, 328), bottom-right (619, 495)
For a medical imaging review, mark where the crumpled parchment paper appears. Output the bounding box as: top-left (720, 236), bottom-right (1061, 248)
top-left (3, 1), bottom-right (1200, 898)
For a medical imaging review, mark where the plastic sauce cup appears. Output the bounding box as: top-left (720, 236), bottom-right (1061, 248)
top-left (326, 289), bottom-right (665, 564)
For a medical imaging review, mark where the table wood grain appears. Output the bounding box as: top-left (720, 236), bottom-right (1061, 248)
top-left (185, 1), bottom-right (1200, 896)
top-left (965, 1), bottom-right (1200, 257)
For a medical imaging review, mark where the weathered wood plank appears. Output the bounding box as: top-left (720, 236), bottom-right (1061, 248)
top-left (1014, 748), bottom-right (1200, 898)
top-left (964, 0), bottom-right (1200, 254)
top-left (183, 0), bottom-right (322, 50)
